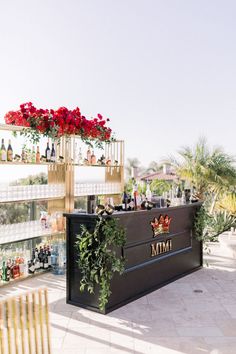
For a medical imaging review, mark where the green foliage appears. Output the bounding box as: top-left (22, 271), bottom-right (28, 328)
top-left (173, 137), bottom-right (236, 201)
top-left (194, 205), bottom-right (236, 243)
top-left (12, 172), bottom-right (47, 186)
top-left (217, 193), bottom-right (236, 216)
top-left (75, 216), bottom-right (126, 311)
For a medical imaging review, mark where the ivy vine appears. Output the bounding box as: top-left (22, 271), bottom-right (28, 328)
top-left (75, 216), bottom-right (126, 311)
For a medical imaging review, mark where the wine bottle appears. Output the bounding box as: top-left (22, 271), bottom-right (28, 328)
top-left (7, 139), bottom-right (13, 162)
top-left (91, 151), bottom-right (96, 165)
top-left (176, 185), bottom-right (182, 198)
top-left (28, 259), bottom-right (35, 274)
top-left (18, 257), bottom-right (25, 276)
top-left (43, 254), bottom-right (49, 269)
top-left (2, 261), bottom-right (9, 281)
top-left (146, 184), bottom-right (152, 201)
top-left (78, 147), bottom-right (83, 165)
top-left (34, 249), bottom-right (41, 270)
top-left (45, 141), bottom-right (51, 162)
top-left (122, 191), bottom-right (128, 211)
top-left (50, 143), bottom-right (56, 162)
top-left (87, 147), bottom-right (92, 164)
top-left (1, 138), bottom-right (6, 162)
top-left (21, 147), bottom-right (26, 163)
top-left (36, 146), bottom-right (40, 163)
top-left (31, 146), bottom-right (36, 163)
top-left (47, 246), bottom-right (52, 267)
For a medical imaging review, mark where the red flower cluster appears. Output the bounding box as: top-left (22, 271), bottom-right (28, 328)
top-left (4, 102), bottom-right (112, 144)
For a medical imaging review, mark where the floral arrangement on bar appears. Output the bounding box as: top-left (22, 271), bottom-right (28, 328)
top-left (4, 102), bottom-right (113, 146)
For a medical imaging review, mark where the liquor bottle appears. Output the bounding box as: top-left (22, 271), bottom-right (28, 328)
top-left (78, 147), bottom-right (83, 165)
top-left (50, 143), bottom-right (56, 162)
top-left (31, 146), bottom-right (36, 163)
top-left (146, 184), bottom-right (152, 202)
top-left (12, 259), bottom-right (20, 279)
top-left (91, 151), bottom-right (96, 165)
top-left (45, 141), bottom-right (51, 162)
top-left (133, 183), bottom-right (138, 211)
top-left (1, 139), bottom-right (6, 162)
top-left (34, 250), bottom-right (41, 271)
top-left (21, 147), bottom-right (26, 163)
top-left (7, 139), bottom-right (13, 162)
top-left (28, 259), bottom-right (35, 274)
top-left (2, 261), bottom-right (9, 281)
top-left (47, 246), bottom-right (52, 267)
top-left (36, 146), bottom-right (40, 163)
top-left (122, 191), bottom-right (128, 211)
top-left (43, 254), bottom-right (49, 269)
top-left (87, 147), bottom-right (92, 164)
top-left (38, 247), bottom-right (44, 268)
top-left (18, 257), bottom-right (25, 276)
top-left (176, 185), bottom-right (182, 198)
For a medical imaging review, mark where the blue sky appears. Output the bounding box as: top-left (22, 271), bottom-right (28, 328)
top-left (0, 0), bottom-right (235, 167)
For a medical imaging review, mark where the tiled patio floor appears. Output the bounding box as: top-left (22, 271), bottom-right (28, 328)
top-left (1, 243), bottom-right (236, 354)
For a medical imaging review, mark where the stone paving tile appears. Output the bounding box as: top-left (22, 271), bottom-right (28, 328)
top-left (1, 244), bottom-right (236, 354)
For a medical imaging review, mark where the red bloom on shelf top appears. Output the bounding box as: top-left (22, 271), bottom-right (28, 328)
top-left (4, 102), bottom-right (113, 144)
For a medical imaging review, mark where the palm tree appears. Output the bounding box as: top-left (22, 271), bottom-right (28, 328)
top-left (171, 138), bottom-right (236, 212)
top-left (125, 158), bottom-right (142, 179)
top-left (145, 161), bottom-right (162, 174)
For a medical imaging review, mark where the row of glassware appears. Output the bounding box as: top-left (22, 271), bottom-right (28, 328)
top-left (74, 182), bottom-right (122, 196)
top-left (0, 219), bottom-right (64, 244)
top-left (0, 184), bottom-right (65, 202)
top-left (0, 182), bottom-right (122, 202)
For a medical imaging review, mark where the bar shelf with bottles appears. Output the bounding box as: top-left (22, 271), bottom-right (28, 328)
top-left (0, 232), bottom-right (66, 287)
top-left (0, 124), bottom-right (68, 286)
top-left (0, 124), bottom-right (125, 286)
top-left (72, 138), bottom-right (124, 205)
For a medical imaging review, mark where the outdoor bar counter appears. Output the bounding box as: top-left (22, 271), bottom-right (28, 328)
top-left (64, 202), bottom-right (202, 314)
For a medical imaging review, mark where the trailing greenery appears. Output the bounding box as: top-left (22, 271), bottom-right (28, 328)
top-left (75, 216), bottom-right (126, 311)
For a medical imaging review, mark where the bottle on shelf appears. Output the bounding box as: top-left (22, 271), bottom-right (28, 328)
top-left (38, 247), bottom-right (44, 268)
top-left (78, 147), bottom-right (83, 165)
top-left (47, 246), bottom-right (52, 267)
top-left (122, 190), bottom-right (128, 211)
top-left (28, 259), bottom-right (35, 274)
top-left (21, 147), bottom-right (26, 163)
top-left (7, 139), bottom-right (13, 162)
top-left (87, 147), bottom-right (92, 164)
top-left (33, 249), bottom-right (41, 271)
top-left (145, 183), bottom-right (152, 202)
top-left (51, 143), bottom-right (56, 162)
top-left (43, 253), bottom-right (49, 269)
top-left (91, 151), bottom-right (96, 165)
top-left (18, 257), bottom-right (25, 276)
top-left (45, 141), bottom-right (51, 162)
top-left (2, 261), bottom-right (10, 281)
top-left (1, 138), bottom-right (7, 162)
top-left (36, 146), bottom-right (40, 163)
top-left (31, 146), bottom-right (36, 163)
top-left (176, 185), bottom-right (182, 198)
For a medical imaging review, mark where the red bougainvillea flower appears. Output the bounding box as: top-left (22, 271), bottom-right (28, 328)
top-left (4, 103), bottom-right (114, 145)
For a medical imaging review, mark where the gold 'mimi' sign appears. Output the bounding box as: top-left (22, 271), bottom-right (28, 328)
top-left (0, 288), bottom-right (51, 354)
top-left (150, 214), bottom-right (172, 237)
top-left (151, 239), bottom-right (172, 257)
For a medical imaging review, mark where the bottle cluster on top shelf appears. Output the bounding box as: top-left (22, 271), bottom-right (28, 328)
top-left (0, 138), bottom-right (62, 164)
top-left (73, 144), bottom-right (119, 166)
